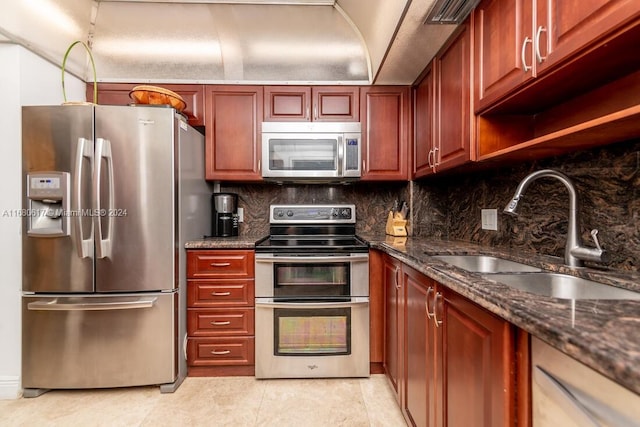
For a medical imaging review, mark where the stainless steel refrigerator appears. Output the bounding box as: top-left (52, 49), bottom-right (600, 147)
top-left (21, 104), bottom-right (210, 397)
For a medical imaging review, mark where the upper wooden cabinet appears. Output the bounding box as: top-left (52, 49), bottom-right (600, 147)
top-left (87, 83), bottom-right (205, 127)
top-left (263, 86), bottom-right (359, 122)
top-left (205, 86), bottom-right (263, 181)
top-left (474, 0), bottom-right (640, 112)
top-left (413, 22), bottom-right (472, 179)
top-left (360, 86), bottom-right (410, 181)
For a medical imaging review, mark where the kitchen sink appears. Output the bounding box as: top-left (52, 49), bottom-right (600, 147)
top-left (431, 255), bottom-right (542, 273)
top-left (483, 273), bottom-right (640, 300)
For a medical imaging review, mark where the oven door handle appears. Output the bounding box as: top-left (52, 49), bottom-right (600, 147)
top-left (255, 254), bottom-right (369, 263)
top-left (255, 297), bottom-right (369, 309)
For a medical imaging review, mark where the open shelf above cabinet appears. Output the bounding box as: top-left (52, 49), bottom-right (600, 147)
top-left (476, 69), bottom-right (640, 163)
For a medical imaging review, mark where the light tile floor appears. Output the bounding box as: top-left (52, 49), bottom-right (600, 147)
top-left (0, 375), bottom-right (406, 427)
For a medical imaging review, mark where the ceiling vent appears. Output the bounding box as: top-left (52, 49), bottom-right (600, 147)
top-left (424, 0), bottom-right (480, 24)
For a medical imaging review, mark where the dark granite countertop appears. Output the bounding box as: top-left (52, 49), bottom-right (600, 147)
top-left (186, 234), bottom-right (640, 394)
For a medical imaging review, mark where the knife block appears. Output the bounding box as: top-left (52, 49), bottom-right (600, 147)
top-left (385, 211), bottom-right (407, 237)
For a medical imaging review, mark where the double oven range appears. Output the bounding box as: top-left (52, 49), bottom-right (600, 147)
top-left (254, 204), bottom-right (370, 379)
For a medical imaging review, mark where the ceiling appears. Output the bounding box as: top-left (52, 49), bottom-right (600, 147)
top-left (0, 0), bottom-right (459, 85)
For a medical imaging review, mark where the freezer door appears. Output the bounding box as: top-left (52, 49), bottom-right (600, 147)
top-left (22, 106), bottom-right (94, 293)
top-left (22, 293), bottom-right (177, 390)
top-left (94, 105), bottom-right (176, 292)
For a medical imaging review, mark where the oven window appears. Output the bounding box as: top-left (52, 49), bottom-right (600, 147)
top-left (274, 307), bottom-right (351, 356)
top-left (267, 139), bottom-right (337, 171)
top-left (274, 262), bottom-right (350, 298)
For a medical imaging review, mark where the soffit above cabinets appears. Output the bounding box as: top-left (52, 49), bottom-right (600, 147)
top-left (0, 0), bottom-right (467, 85)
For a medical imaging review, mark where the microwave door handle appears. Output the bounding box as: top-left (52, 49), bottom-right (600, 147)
top-left (337, 136), bottom-right (344, 176)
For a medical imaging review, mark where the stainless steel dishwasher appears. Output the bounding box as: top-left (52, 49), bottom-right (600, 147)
top-left (531, 336), bottom-right (640, 427)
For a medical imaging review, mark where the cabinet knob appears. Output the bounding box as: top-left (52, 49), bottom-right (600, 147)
top-left (211, 349), bottom-right (231, 355)
top-left (535, 26), bottom-right (547, 63)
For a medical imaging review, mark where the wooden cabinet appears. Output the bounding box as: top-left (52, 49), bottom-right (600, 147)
top-left (413, 66), bottom-right (435, 178)
top-left (403, 265), bottom-right (442, 427)
top-left (360, 86), bottom-right (410, 181)
top-left (383, 254), bottom-right (404, 403)
top-left (86, 83), bottom-right (205, 127)
top-left (443, 288), bottom-right (515, 427)
top-left (413, 22), bottom-right (472, 178)
top-left (380, 251), bottom-right (516, 427)
top-left (205, 86), bottom-right (263, 181)
top-left (474, 0), bottom-right (640, 111)
top-left (186, 250), bottom-right (255, 376)
top-left (474, 0), bottom-right (640, 164)
top-left (263, 86), bottom-right (359, 122)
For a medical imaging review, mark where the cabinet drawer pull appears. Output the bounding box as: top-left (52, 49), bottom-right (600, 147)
top-left (521, 36), bottom-right (533, 72)
top-left (211, 291), bottom-right (232, 296)
top-left (426, 287), bottom-right (435, 319)
top-left (433, 292), bottom-right (443, 327)
top-left (210, 262), bottom-right (231, 267)
top-left (211, 349), bottom-right (231, 355)
top-left (535, 26), bottom-right (547, 63)
top-left (211, 320), bottom-right (231, 326)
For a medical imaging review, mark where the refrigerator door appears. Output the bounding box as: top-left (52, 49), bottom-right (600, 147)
top-left (22, 106), bottom-right (94, 293)
top-left (22, 292), bottom-right (177, 390)
top-left (94, 105), bottom-right (176, 292)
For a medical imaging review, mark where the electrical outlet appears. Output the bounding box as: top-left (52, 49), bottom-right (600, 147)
top-left (237, 207), bottom-right (244, 223)
top-left (481, 209), bottom-right (498, 231)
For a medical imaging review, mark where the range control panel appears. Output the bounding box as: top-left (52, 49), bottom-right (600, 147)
top-left (270, 204), bottom-right (355, 224)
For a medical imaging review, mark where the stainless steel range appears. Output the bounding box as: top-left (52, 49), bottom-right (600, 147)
top-left (254, 204), bottom-right (370, 379)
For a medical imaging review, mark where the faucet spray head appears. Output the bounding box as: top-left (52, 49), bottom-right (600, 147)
top-left (503, 196), bottom-right (520, 216)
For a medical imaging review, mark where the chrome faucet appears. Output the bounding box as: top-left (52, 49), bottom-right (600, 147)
top-left (503, 169), bottom-right (608, 267)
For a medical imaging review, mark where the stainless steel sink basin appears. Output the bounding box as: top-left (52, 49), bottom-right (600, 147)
top-left (431, 255), bottom-right (541, 273)
top-left (483, 273), bottom-right (640, 300)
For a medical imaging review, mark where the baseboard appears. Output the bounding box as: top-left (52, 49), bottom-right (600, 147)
top-left (0, 376), bottom-right (21, 400)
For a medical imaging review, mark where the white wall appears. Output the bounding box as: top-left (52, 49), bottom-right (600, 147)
top-left (0, 44), bottom-right (85, 400)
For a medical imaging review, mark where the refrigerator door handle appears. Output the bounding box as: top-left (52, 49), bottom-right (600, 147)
top-left (94, 138), bottom-right (114, 259)
top-left (73, 137), bottom-right (93, 259)
top-left (27, 297), bottom-right (158, 311)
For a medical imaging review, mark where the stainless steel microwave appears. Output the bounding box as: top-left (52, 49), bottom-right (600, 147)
top-left (261, 122), bottom-right (362, 182)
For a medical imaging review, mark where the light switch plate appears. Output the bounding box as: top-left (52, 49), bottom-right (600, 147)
top-left (481, 209), bottom-right (498, 231)
top-left (237, 207), bottom-right (244, 223)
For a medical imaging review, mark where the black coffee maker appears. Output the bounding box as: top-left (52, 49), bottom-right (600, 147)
top-left (211, 193), bottom-right (239, 237)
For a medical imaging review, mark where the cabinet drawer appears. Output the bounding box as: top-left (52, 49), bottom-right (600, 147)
top-left (187, 280), bottom-right (254, 307)
top-left (188, 308), bottom-right (255, 336)
top-left (187, 250), bottom-right (255, 279)
top-left (187, 337), bottom-right (255, 366)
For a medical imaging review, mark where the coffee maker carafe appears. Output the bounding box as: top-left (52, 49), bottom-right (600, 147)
top-left (211, 193), bottom-right (238, 237)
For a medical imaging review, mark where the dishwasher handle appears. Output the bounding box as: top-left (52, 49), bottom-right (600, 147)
top-left (533, 366), bottom-right (600, 427)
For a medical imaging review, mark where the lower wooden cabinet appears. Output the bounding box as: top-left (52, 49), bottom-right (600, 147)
top-left (381, 252), bottom-right (518, 427)
top-left (186, 249), bottom-right (255, 376)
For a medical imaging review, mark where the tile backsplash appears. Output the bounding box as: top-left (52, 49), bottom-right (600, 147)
top-left (413, 138), bottom-right (640, 271)
top-left (220, 138), bottom-right (640, 271)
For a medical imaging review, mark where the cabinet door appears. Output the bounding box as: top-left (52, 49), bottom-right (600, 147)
top-left (87, 83), bottom-right (205, 127)
top-left (536, 0), bottom-right (640, 74)
top-left (413, 66), bottom-right (436, 179)
top-left (403, 266), bottom-right (441, 427)
top-left (263, 86), bottom-right (311, 121)
top-left (435, 23), bottom-right (472, 171)
top-left (312, 87), bottom-right (360, 121)
top-left (473, 0), bottom-right (534, 111)
top-left (443, 289), bottom-right (515, 427)
top-left (383, 255), bottom-right (403, 402)
top-left (361, 86), bottom-right (410, 181)
top-left (205, 86), bottom-right (263, 181)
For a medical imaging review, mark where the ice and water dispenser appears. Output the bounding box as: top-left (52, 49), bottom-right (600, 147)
top-left (26, 172), bottom-right (70, 237)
